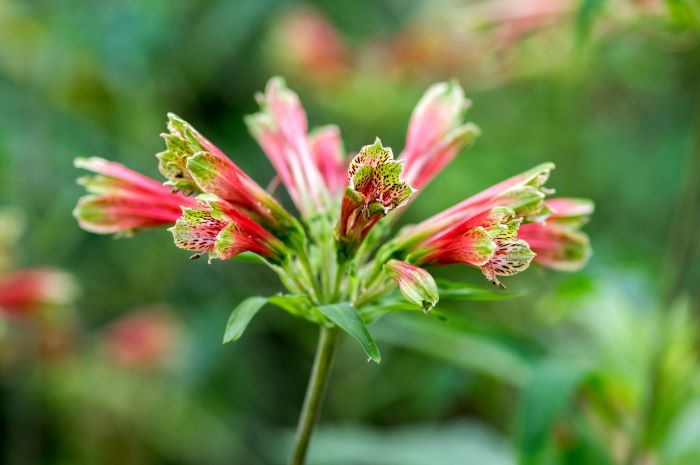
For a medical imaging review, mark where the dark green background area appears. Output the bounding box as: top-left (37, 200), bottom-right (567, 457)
top-left (0, 1), bottom-right (699, 464)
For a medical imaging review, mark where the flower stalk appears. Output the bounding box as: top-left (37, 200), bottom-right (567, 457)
top-left (288, 326), bottom-right (339, 465)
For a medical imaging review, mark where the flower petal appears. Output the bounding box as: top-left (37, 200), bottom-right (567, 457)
top-left (481, 239), bottom-right (535, 288)
top-left (169, 207), bottom-right (228, 252)
top-left (545, 198), bottom-right (595, 229)
top-left (308, 125), bottom-right (347, 193)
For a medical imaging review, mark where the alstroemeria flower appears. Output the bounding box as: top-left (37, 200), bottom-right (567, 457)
top-left (518, 198), bottom-right (593, 271)
top-left (157, 114), bottom-right (304, 248)
top-left (400, 81), bottom-right (480, 191)
top-left (246, 77), bottom-right (335, 217)
top-left (336, 139), bottom-right (414, 262)
top-left (395, 162), bottom-right (555, 250)
top-left (383, 260), bottom-right (439, 312)
top-left (170, 194), bottom-right (288, 265)
top-left (408, 207), bottom-right (535, 288)
top-left (73, 157), bottom-right (198, 235)
top-left (0, 269), bottom-right (78, 317)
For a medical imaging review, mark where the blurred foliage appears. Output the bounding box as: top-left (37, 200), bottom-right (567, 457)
top-left (1, 0), bottom-right (699, 464)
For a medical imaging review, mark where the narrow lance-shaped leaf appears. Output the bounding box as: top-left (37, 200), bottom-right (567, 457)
top-left (268, 294), bottom-right (318, 322)
top-left (316, 302), bottom-right (381, 363)
top-left (437, 279), bottom-right (527, 301)
top-left (222, 296), bottom-right (268, 344)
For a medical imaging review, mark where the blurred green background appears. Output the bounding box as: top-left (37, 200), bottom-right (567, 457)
top-left (1, 0), bottom-right (699, 464)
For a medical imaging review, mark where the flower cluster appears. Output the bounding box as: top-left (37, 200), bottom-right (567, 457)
top-left (73, 77), bottom-right (593, 351)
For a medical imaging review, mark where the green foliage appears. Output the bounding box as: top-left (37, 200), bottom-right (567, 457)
top-left (222, 295), bottom-right (268, 343)
top-left (375, 315), bottom-right (531, 385)
top-left (577, 0), bottom-right (608, 42)
top-left (276, 423), bottom-right (514, 465)
top-left (515, 360), bottom-right (590, 465)
top-left (437, 280), bottom-right (527, 301)
top-left (316, 303), bottom-right (381, 363)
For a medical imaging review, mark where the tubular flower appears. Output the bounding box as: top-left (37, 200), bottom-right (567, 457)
top-left (395, 162), bottom-right (555, 250)
top-left (383, 260), bottom-right (439, 312)
top-left (157, 113), bottom-right (304, 248)
top-left (400, 81), bottom-right (480, 191)
top-left (336, 139), bottom-right (414, 262)
top-left (73, 157), bottom-right (198, 235)
top-left (518, 198), bottom-right (593, 271)
top-left (408, 207), bottom-right (535, 288)
top-left (0, 269), bottom-right (78, 317)
top-left (169, 194), bottom-right (288, 265)
top-left (246, 77), bottom-right (333, 218)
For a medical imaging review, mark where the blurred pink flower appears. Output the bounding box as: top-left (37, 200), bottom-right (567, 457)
top-left (104, 309), bottom-right (181, 369)
top-left (273, 7), bottom-right (349, 81)
top-left (475, 0), bottom-right (574, 45)
top-left (0, 268), bottom-right (77, 317)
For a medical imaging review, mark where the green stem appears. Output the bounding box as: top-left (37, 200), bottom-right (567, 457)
top-left (296, 251), bottom-right (321, 304)
top-left (288, 326), bottom-right (339, 465)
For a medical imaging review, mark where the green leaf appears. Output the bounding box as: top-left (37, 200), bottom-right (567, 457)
top-left (268, 294), bottom-right (314, 320)
top-left (516, 360), bottom-right (589, 465)
top-left (375, 315), bottom-right (531, 385)
top-left (361, 299), bottom-right (447, 324)
top-left (222, 296), bottom-right (268, 344)
top-left (437, 280), bottom-right (526, 301)
top-left (317, 303), bottom-right (381, 363)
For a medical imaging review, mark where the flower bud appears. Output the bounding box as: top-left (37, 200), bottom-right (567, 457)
top-left (401, 81), bottom-right (479, 191)
top-left (384, 260), bottom-right (439, 312)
